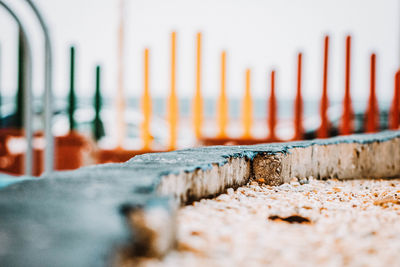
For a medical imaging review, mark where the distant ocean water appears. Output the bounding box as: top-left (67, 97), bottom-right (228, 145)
top-left (65, 97), bottom-right (389, 119)
top-left (0, 96), bottom-right (393, 149)
top-left (1, 95), bottom-right (390, 119)
top-left (0, 95), bottom-right (391, 135)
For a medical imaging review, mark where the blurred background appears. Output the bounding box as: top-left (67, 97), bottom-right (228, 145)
top-left (0, 0), bottom-right (399, 176)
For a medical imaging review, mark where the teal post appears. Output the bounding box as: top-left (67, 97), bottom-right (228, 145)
top-left (15, 28), bottom-right (25, 129)
top-left (0, 44), bottom-right (2, 128)
top-left (68, 46), bottom-right (76, 131)
top-left (93, 65), bottom-right (104, 141)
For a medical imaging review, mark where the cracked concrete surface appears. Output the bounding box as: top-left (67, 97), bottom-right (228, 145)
top-left (0, 131), bottom-right (399, 266)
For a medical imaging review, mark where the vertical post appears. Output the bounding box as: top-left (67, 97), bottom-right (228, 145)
top-left (389, 70), bottom-right (400, 129)
top-left (340, 35), bottom-right (353, 135)
top-left (0, 3), bottom-right (34, 175)
top-left (16, 29), bottom-right (25, 129)
top-left (16, 28), bottom-right (33, 175)
top-left (43, 12), bottom-right (54, 174)
top-left (0, 44), bottom-right (2, 128)
top-left (268, 70), bottom-right (277, 140)
top-left (116, 0), bottom-right (126, 149)
top-left (242, 69), bottom-right (252, 138)
top-left (217, 51), bottom-right (228, 138)
top-left (19, 28), bottom-right (33, 176)
top-left (365, 53), bottom-right (379, 133)
top-left (293, 52), bottom-right (303, 140)
top-left (141, 48), bottom-right (152, 150)
top-left (93, 66), bottom-right (104, 142)
top-left (22, 0), bottom-right (55, 174)
top-left (68, 46), bottom-right (76, 132)
top-left (318, 35), bottom-right (330, 138)
top-left (193, 32), bottom-right (203, 139)
top-left (168, 31), bottom-right (178, 150)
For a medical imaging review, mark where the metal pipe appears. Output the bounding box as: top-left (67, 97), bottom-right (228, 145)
top-left (340, 35), bottom-right (353, 135)
top-left (68, 46), bottom-right (76, 132)
top-left (19, 28), bottom-right (33, 175)
top-left (0, 1), bottom-right (33, 175)
top-left (268, 70), bottom-right (277, 141)
top-left (24, 0), bottom-right (54, 174)
top-left (318, 35), bottom-right (330, 138)
top-left (293, 52), bottom-right (303, 140)
top-left (0, 44), bottom-right (2, 128)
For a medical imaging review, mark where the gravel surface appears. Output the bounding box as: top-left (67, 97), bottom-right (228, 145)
top-left (132, 177), bottom-right (400, 267)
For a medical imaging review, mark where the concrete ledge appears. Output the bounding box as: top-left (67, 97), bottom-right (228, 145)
top-left (0, 131), bottom-right (399, 266)
top-left (158, 157), bottom-right (251, 203)
top-left (253, 137), bottom-right (400, 185)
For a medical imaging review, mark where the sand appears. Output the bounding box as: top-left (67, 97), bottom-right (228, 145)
top-left (132, 177), bottom-right (400, 267)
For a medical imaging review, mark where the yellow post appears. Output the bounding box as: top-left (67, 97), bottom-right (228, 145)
top-left (193, 32), bottom-right (203, 139)
top-left (168, 31), bottom-right (178, 150)
top-left (116, 0), bottom-right (126, 149)
top-left (242, 69), bottom-right (253, 138)
top-left (217, 51), bottom-right (228, 138)
top-left (141, 48), bottom-right (152, 150)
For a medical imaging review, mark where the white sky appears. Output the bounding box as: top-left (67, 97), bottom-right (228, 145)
top-left (0, 0), bottom-right (399, 103)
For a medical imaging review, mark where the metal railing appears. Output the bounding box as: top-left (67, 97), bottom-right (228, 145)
top-left (0, 0), bottom-right (54, 175)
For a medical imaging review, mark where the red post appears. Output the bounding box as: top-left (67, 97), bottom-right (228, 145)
top-left (293, 53), bottom-right (303, 140)
top-left (318, 36), bottom-right (330, 138)
top-left (389, 70), bottom-right (400, 129)
top-left (365, 53), bottom-right (379, 133)
top-left (268, 70), bottom-right (277, 140)
top-left (340, 35), bottom-right (354, 135)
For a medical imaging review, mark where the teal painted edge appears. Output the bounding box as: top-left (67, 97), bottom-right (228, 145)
top-left (0, 174), bottom-right (34, 189)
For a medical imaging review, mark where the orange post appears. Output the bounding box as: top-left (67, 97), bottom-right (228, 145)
top-left (389, 70), bottom-right (400, 129)
top-left (318, 36), bottom-right (330, 138)
top-left (242, 69), bottom-right (253, 138)
top-left (217, 51), bottom-right (228, 138)
top-left (365, 53), bottom-right (379, 133)
top-left (340, 35), bottom-right (354, 135)
top-left (193, 32), bottom-right (203, 139)
top-left (168, 32), bottom-right (178, 150)
top-left (268, 70), bottom-right (277, 140)
top-left (141, 48), bottom-right (152, 150)
top-left (293, 53), bottom-right (303, 140)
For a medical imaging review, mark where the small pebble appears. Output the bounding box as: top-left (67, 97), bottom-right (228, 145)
top-left (226, 188), bottom-right (234, 195)
top-left (299, 178), bottom-right (309, 185)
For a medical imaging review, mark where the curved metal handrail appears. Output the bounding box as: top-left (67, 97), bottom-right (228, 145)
top-left (0, 1), bottom-right (33, 175)
top-left (24, 0), bottom-right (54, 174)
top-left (0, 0), bottom-right (54, 175)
